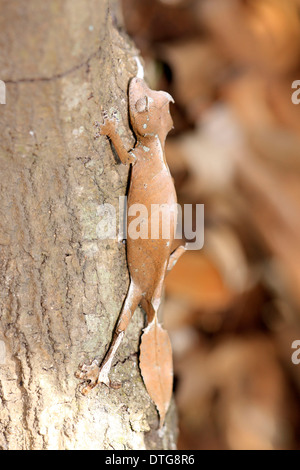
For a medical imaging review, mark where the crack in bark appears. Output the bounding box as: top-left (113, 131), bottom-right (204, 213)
top-left (113, 351), bottom-right (138, 368)
top-left (12, 351), bottom-right (35, 449)
top-left (4, 49), bottom-right (100, 85)
top-left (0, 381), bottom-right (10, 450)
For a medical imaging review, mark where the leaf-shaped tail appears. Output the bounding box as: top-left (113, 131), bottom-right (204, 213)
top-left (139, 316), bottom-right (173, 427)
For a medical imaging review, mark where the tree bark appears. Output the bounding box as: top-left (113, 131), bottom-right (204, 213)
top-left (0, 0), bottom-right (177, 450)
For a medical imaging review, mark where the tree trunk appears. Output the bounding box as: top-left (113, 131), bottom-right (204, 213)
top-left (0, 0), bottom-right (177, 450)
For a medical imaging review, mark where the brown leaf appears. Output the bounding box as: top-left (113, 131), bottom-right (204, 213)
top-left (199, 0), bottom-right (300, 75)
top-left (139, 317), bottom-right (173, 427)
top-left (165, 250), bottom-right (234, 311)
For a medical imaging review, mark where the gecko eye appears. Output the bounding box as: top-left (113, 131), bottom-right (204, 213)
top-left (135, 96), bottom-right (149, 113)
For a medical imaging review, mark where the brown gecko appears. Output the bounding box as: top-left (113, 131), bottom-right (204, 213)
top-left (76, 75), bottom-right (186, 399)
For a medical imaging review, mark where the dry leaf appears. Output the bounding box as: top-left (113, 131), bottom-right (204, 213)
top-left (176, 336), bottom-right (293, 450)
top-left (122, 0), bottom-right (300, 450)
top-left (165, 250), bottom-right (234, 311)
top-left (199, 0), bottom-right (300, 74)
top-left (158, 40), bottom-right (226, 121)
top-left (139, 316), bottom-right (173, 427)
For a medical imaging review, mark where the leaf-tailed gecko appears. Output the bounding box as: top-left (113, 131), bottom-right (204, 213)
top-left (76, 59), bottom-right (186, 423)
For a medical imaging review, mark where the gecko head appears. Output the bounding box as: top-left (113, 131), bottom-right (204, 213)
top-left (129, 77), bottom-right (174, 139)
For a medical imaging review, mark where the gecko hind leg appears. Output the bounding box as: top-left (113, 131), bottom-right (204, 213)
top-left (76, 282), bottom-right (142, 395)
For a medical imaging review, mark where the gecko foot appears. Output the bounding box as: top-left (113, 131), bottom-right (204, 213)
top-left (97, 111), bottom-right (119, 137)
top-left (75, 359), bottom-right (101, 395)
top-left (75, 359), bottom-right (122, 395)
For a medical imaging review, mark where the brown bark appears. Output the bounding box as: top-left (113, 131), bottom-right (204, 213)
top-left (0, 0), bottom-right (177, 450)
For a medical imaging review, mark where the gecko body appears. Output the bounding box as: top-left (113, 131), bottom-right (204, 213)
top-left (76, 76), bottom-right (186, 396)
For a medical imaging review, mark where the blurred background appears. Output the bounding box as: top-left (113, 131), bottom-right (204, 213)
top-left (121, 0), bottom-right (300, 450)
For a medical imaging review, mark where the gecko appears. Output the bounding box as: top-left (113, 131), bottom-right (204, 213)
top-left (75, 69), bottom-right (186, 398)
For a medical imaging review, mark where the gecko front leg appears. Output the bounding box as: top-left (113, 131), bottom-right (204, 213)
top-left (96, 112), bottom-right (136, 165)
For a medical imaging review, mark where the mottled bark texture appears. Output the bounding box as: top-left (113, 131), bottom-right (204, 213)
top-left (0, 0), bottom-right (177, 450)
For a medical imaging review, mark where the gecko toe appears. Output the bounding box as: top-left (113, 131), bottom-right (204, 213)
top-left (75, 359), bottom-right (101, 394)
top-left (80, 382), bottom-right (96, 396)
